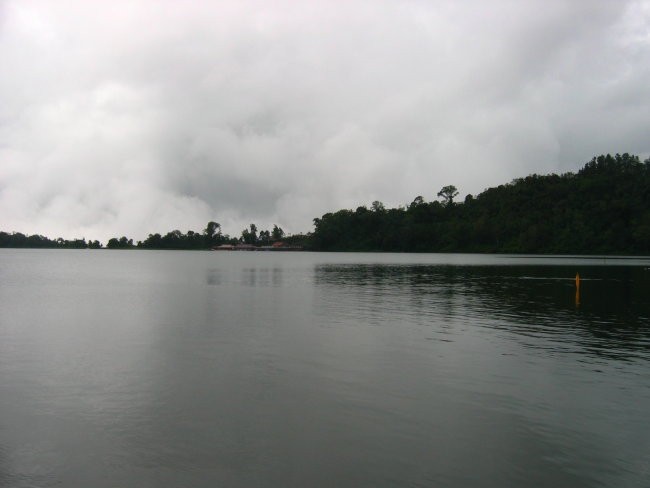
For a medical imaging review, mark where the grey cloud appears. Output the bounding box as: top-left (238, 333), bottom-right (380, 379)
top-left (1, 0), bottom-right (649, 241)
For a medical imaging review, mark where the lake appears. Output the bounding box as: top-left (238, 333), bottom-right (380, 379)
top-left (0, 249), bottom-right (649, 487)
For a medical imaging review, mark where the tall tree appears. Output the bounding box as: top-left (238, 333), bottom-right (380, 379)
top-left (204, 221), bottom-right (220, 238)
top-left (241, 224), bottom-right (258, 244)
top-left (258, 230), bottom-right (271, 245)
top-left (371, 200), bottom-right (385, 212)
top-left (271, 224), bottom-right (285, 240)
top-left (204, 221), bottom-right (221, 247)
top-left (437, 185), bottom-right (459, 206)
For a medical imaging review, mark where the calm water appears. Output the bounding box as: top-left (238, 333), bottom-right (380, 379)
top-left (1, 249), bottom-right (649, 487)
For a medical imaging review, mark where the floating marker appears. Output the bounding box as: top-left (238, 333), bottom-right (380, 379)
top-left (575, 272), bottom-right (581, 307)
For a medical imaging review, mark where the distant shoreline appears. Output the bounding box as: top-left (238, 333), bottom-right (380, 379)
top-left (3, 153), bottom-right (649, 255)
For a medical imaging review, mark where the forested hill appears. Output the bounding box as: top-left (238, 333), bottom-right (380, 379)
top-left (310, 153), bottom-right (650, 254)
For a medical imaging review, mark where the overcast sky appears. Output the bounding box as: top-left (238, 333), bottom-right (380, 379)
top-left (1, 0), bottom-right (649, 241)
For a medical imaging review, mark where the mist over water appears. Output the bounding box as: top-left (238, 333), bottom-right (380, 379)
top-left (1, 250), bottom-right (649, 487)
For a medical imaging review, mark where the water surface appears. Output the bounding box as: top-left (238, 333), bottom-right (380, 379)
top-left (1, 250), bottom-right (649, 487)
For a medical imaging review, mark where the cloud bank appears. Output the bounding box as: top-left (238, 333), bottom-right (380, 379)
top-left (1, 0), bottom-right (649, 241)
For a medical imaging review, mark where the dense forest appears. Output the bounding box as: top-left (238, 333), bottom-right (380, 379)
top-left (311, 153), bottom-right (650, 254)
top-left (2, 153), bottom-right (649, 254)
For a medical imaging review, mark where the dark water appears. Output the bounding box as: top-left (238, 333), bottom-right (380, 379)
top-left (1, 250), bottom-right (649, 487)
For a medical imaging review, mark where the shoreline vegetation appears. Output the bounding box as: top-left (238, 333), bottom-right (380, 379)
top-left (2, 153), bottom-right (650, 255)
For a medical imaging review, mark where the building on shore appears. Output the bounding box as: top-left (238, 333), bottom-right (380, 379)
top-left (211, 242), bottom-right (303, 251)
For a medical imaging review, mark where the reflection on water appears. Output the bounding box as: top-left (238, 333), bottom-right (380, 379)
top-left (0, 250), bottom-right (649, 488)
top-left (207, 267), bottom-right (285, 288)
top-left (313, 264), bottom-right (650, 362)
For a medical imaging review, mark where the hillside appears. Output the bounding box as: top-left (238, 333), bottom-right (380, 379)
top-left (310, 153), bottom-right (650, 254)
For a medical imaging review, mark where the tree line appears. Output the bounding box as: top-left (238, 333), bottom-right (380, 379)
top-left (0, 220), bottom-right (305, 250)
top-left (106, 222), bottom-right (293, 249)
top-left (310, 153), bottom-right (650, 254)
top-left (2, 153), bottom-right (649, 254)
top-left (0, 232), bottom-right (102, 249)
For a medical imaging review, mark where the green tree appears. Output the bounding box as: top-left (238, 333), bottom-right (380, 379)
top-left (203, 221), bottom-right (221, 247)
top-left (410, 196), bottom-right (425, 209)
top-left (107, 236), bottom-right (134, 249)
top-left (271, 224), bottom-right (285, 240)
top-left (204, 221), bottom-right (220, 238)
top-left (371, 200), bottom-right (385, 212)
top-left (437, 185), bottom-right (459, 206)
top-left (241, 224), bottom-right (258, 244)
top-left (259, 230), bottom-right (271, 245)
